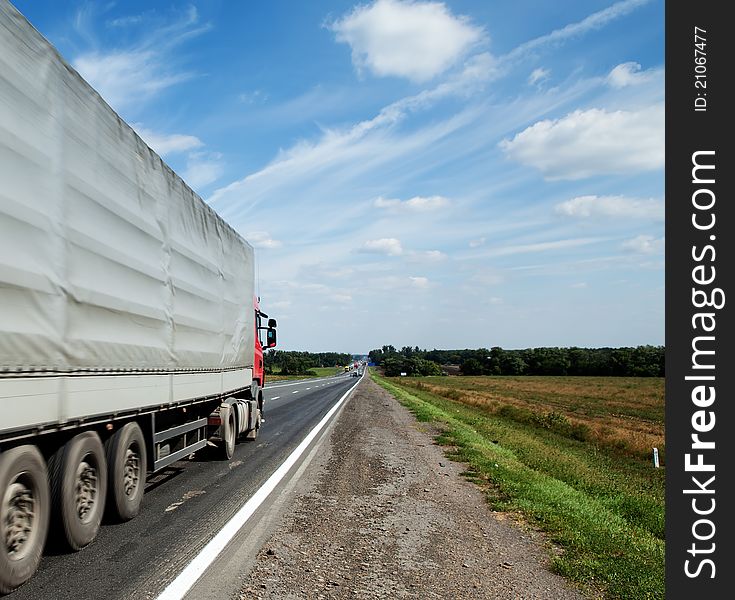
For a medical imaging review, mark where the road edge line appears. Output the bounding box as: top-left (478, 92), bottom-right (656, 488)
top-left (155, 372), bottom-right (365, 600)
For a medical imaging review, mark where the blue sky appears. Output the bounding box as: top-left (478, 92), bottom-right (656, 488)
top-left (13, 0), bottom-right (664, 353)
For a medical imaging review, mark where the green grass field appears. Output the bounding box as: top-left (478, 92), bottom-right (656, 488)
top-left (267, 366), bottom-right (342, 381)
top-left (373, 372), bottom-right (665, 600)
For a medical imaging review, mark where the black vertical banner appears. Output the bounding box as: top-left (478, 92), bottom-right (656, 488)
top-left (666, 2), bottom-right (733, 598)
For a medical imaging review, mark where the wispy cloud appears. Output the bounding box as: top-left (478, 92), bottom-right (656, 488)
top-left (132, 124), bottom-right (203, 156)
top-left (332, 293), bottom-right (353, 303)
top-left (607, 61), bottom-right (658, 88)
top-left (357, 238), bottom-right (404, 256)
top-left (182, 152), bottom-right (224, 189)
top-left (504, 0), bottom-right (653, 63)
top-left (407, 250), bottom-right (447, 262)
top-left (409, 276), bottom-right (430, 288)
top-left (499, 105), bottom-right (664, 179)
top-left (245, 231), bottom-right (282, 249)
top-left (621, 234), bottom-right (664, 254)
top-left (328, 0), bottom-right (484, 82)
top-left (475, 237), bottom-right (604, 258)
top-left (528, 67), bottom-right (550, 87)
top-left (555, 195), bottom-right (664, 220)
top-left (74, 51), bottom-right (193, 109)
top-left (131, 124), bottom-right (224, 191)
top-left (238, 90), bottom-right (269, 104)
top-left (71, 5), bottom-right (210, 111)
top-left (373, 195), bottom-right (450, 212)
top-left (106, 14), bottom-right (146, 28)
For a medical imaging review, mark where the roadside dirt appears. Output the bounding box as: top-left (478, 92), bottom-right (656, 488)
top-left (240, 376), bottom-right (588, 599)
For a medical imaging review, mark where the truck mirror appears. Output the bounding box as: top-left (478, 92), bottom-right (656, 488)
top-left (268, 318), bottom-right (277, 328)
top-left (267, 328), bottom-right (277, 348)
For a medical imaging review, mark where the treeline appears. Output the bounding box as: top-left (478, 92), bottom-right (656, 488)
top-left (264, 350), bottom-right (353, 375)
top-left (368, 345), bottom-right (664, 377)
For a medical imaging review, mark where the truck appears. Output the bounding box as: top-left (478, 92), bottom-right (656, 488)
top-left (0, 1), bottom-right (277, 592)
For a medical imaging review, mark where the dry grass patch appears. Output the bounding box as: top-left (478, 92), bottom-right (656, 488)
top-left (401, 376), bottom-right (664, 461)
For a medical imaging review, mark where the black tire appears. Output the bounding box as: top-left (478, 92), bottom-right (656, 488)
top-left (48, 432), bottom-right (107, 551)
top-left (218, 406), bottom-right (236, 460)
top-left (104, 422), bottom-right (147, 521)
top-left (0, 445), bottom-right (50, 594)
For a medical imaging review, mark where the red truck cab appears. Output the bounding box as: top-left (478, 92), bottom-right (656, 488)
top-left (254, 298), bottom-right (277, 388)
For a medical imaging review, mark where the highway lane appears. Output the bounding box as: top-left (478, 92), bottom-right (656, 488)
top-left (9, 373), bottom-right (361, 600)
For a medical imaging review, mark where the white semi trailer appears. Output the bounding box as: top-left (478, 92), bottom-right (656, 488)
top-left (0, 1), bottom-right (277, 592)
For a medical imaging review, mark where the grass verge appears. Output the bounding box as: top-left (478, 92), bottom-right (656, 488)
top-left (373, 373), bottom-right (664, 600)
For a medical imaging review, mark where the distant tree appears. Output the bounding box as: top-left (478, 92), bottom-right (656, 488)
top-left (370, 344), bottom-right (664, 377)
top-left (500, 353), bottom-right (527, 375)
top-left (460, 358), bottom-right (483, 376)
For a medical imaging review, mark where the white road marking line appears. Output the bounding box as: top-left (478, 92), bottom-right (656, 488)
top-left (266, 374), bottom-right (345, 390)
top-left (306, 387), bottom-right (311, 390)
top-left (155, 372), bottom-right (365, 600)
top-left (292, 390), bottom-right (299, 394)
top-left (271, 396), bottom-right (280, 400)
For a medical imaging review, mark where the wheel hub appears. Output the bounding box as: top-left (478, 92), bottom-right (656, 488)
top-left (123, 448), bottom-right (140, 497)
top-left (75, 460), bottom-right (98, 522)
top-left (4, 480), bottom-right (35, 560)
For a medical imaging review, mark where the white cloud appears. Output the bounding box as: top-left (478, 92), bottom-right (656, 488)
top-left (374, 195), bottom-right (450, 211)
top-left (72, 6), bottom-right (209, 111)
top-left (499, 105), bottom-right (664, 179)
top-left (332, 294), bottom-right (353, 303)
top-left (570, 282), bottom-right (588, 288)
top-left (131, 126), bottom-right (224, 192)
top-left (133, 124), bottom-right (203, 156)
top-left (528, 67), bottom-right (550, 86)
top-left (358, 238), bottom-right (404, 256)
top-left (245, 231), bottom-right (282, 249)
top-left (182, 152), bottom-right (224, 189)
top-left (469, 237), bottom-right (486, 248)
top-left (106, 15), bottom-right (146, 28)
top-left (607, 61), bottom-right (655, 88)
top-left (74, 51), bottom-right (193, 110)
top-left (621, 235), bottom-right (664, 254)
top-left (409, 276), bottom-right (430, 288)
top-left (328, 0), bottom-right (484, 82)
top-left (555, 195), bottom-right (664, 220)
top-left (481, 237), bottom-right (603, 258)
top-left (505, 0), bottom-right (653, 63)
top-left (209, 53), bottom-right (498, 219)
top-left (408, 250), bottom-right (447, 262)
top-left (238, 90), bottom-right (269, 104)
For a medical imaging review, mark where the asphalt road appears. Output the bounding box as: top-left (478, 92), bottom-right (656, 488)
top-left (9, 373), bottom-right (361, 600)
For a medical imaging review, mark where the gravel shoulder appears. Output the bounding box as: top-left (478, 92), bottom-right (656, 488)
top-left (240, 376), bottom-right (588, 599)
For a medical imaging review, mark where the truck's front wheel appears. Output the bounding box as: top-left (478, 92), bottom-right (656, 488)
top-left (0, 445), bottom-right (50, 594)
top-left (49, 432), bottom-right (107, 550)
top-left (105, 422), bottom-right (147, 521)
top-left (218, 406), bottom-right (236, 460)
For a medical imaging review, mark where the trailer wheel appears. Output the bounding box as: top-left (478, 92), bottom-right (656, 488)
top-left (105, 422), bottom-right (147, 521)
top-left (218, 406), bottom-right (236, 460)
top-left (48, 432), bottom-right (107, 551)
top-left (0, 446), bottom-right (50, 594)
